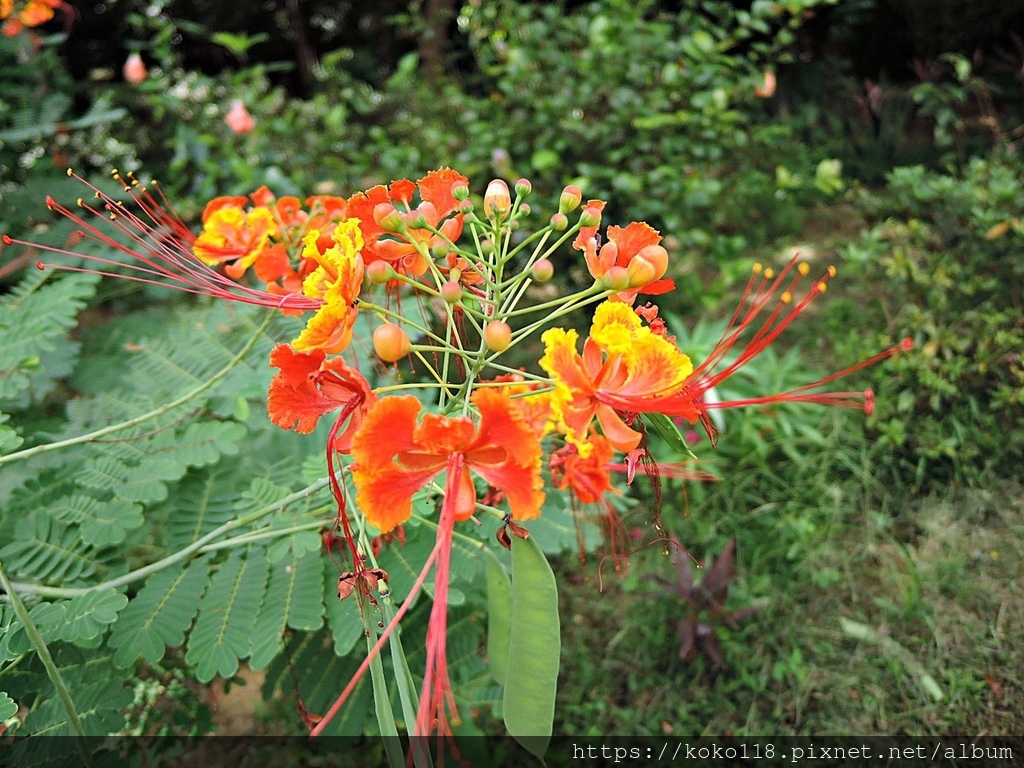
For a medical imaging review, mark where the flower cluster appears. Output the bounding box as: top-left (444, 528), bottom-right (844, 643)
top-left (1, 0), bottom-right (67, 37)
top-left (4, 166), bottom-right (910, 746)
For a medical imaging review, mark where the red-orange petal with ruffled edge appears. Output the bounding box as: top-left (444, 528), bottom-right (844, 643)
top-left (606, 221), bottom-right (661, 263)
top-left (417, 167), bottom-right (469, 219)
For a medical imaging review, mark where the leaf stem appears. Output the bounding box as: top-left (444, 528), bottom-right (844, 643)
top-left (0, 561), bottom-right (93, 765)
top-left (0, 310), bottom-right (275, 467)
top-left (4, 478), bottom-right (331, 599)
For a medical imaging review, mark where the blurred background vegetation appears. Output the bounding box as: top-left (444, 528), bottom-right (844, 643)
top-left (1, 0), bottom-right (1022, 739)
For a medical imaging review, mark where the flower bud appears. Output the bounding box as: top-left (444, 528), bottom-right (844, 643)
top-left (440, 280), bottom-right (463, 304)
top-left (123, 53), bottom-right (147, 85)
top-left (224, 100), bottom-right (255, 135)
top-left (366, 260), bottom-right (395, 284)
top-left (549, 213), bottom-right (568, 231)
top-left (373, 323), bottom-right (411, 362)
top-left (458, 198), bottom-right (474, 214)
top-left (531, 258), bottom-right (554, 282)
top-left (514, 178), bottom-right (532, 197)
top-left (484, 179), bottom-right (512, 221)
top-left (451, 180), bottom-right (470, 201)
top-left (627, 244), bottom-right (669, 287)
top-left (602, 265), bottom-right (630, 291)
top-left (559, 185), bottom-right (582, 214)
top-left (483, 320), bottom-right (512, 352)
top-left (578, 205), bottom-right (602, 228)
top-left (373, 203), bottom-right (403, 233)
top-left (518, 203), bottom-right (531, 217)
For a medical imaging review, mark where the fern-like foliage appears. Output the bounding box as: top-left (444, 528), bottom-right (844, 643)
top-left (0, 271), bottom-right (98, 409)
top-left (185, 547), bottom-right (270, 683)
top-left (108, 558), bottom-right (210, 668)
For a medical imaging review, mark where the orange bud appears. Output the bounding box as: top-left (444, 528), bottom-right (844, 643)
top-left (627, 244), bottom-right (669, 287)
top-left (559, 185), bottom-right (582, 214)
top-left (531, 258), bottom-right (554, 282)
top-left (366, 260), bottom-right (395, 284)
top-left (483, 320), bottom-right (512, 352)
top-left (440, 280), bottom-right (463, 303)
top-left (123, 53), bottom-right (147, 85)
top-left (373, 323), bottom-right (411, 362)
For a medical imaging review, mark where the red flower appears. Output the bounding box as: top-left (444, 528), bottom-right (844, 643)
top-left (267, 344), bottom-right (375, 453)
top-left (350, 388), bottom-right (545, 534)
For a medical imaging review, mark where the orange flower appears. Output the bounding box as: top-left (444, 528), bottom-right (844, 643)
top-left (540, 300), bottom-right (694, 453)
top-left (542, 259), bottom-right (909, 452)
top-left (549, 434), bottom-right (617, 505)
top-left (291, 220), bottom-right (365, 354)
top-left (193, 198), bottom-right (277, 278)
top-left (267, 344), bottom-right (376, 453)
top-left (346, 168), bottom-right (467, 277)
top-left (575, 213), bottom-right (675, 303)
top-left (350, 388), bottom-right (545, 534)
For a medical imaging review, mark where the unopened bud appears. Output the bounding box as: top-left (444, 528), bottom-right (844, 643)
top-left (373, 203), bottom-right (403, 233)
top-left (517, 203), bottom-right (531, 217)
top-left (578, 205), bottom-right (602, 228)
top-left (483, 320), bottom-right (513, 352)
top-left (123, 53), bottom-right (147, 85)
top-left (408, 212), bottom-right (428, 230)
top-left (627, 244), bottom-right (669, 287)
top-left (603, 266), bottom-right (630, 291)
top-left (531, 258), bottom-right (554, 282)
top-left (458, 199), bottom-right (474, 214)
top-left (484, 179), bottom-right (512, 221)
top-left (225, 100), bottom-right (255, 135)
top-left (366, 260), bottom-right (396, 284)
top-left (440, 280), bottom-right (463, 303)
top-left (559, 185), bottom-right (582, 214)
top-left (451, 180), bottom-right (470, 201)
top-left (514, 178), bottom-right (532, 197)
top-left (373, 323), bottom-right (411, 362)
top-left (549, 213), bottom-right (568, 231)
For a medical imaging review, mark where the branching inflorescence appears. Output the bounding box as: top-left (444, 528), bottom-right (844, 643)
top-left (4, 167), bottom-right (911, 753)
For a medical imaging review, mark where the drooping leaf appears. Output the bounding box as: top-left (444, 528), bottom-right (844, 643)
top-left (503, 535), bottom-right (559, 760)
top-left (484, 551), bottom-right (512, 686)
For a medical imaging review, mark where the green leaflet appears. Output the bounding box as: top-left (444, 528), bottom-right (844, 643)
top-left (186, 548), bottom-right (270, 682)
top-left (484, 550), bottom-right (512, 685)
top-left (0, 270), bottom-right (98, 406)
top-left (108, 558), bottom-right (210, 668)
top-left (0, 512), bottom-right (98, 584)
top-left (249, 550), bottom-right (325, 670)
top-left (644, 410), bottom-right (694, 456)
top-left (503, 535), bottom-right (560, 761)
top-left (0, 692), bottom-right (16, 722)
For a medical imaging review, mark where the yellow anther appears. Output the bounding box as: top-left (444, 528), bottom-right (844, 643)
top-left (123, 186), bottom-right (131, 192)
top-left (764, 268), bottom-right (774, 279)
top-left (67, 168), bottom-right (74, 176)
top-left (752, 262), bottom-right (762, 273)
top-left (827, 265), bottom-right (837, 277)
top-left (816, 281), bottom-right (827, 293)
top-left (116, 200), bottom-right (125, 207)
top-left (781, 291), bottom-right (792, 303)
top-left (109, 213), bottom-right (118, 220)
top-left (76, 198), bottom-right (84, 206)
top-left (797, 262), bottom-right (810, 276)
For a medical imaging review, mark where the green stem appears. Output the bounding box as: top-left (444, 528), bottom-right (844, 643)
top-left (4, 478), bottom-right (331, 599)
top-left (0, 562), bottom-right (93, 764)
top-left (0, 310), bottom-right (274, 467)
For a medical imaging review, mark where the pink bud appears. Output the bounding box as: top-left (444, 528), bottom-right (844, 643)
top-left (123, 53), bottom-right (147, 85)
top-left (559, 185), bottom-right (582, 214)
top-left (373, 203), bottom-right (403, 233)
top-left (225, 100), bottom-right (255, 135)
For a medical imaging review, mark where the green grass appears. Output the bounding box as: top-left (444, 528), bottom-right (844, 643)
top-left (554, 443), bottom-right (1023, 736)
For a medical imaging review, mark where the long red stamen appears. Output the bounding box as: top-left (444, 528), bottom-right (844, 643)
top-left (4, 170), bottom-right (320, 312)
top-left (414, 453), bottom-right (463, 750)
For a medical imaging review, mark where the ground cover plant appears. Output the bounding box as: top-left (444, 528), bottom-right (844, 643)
top-left (1, 0), bottom-right (1022, 762)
